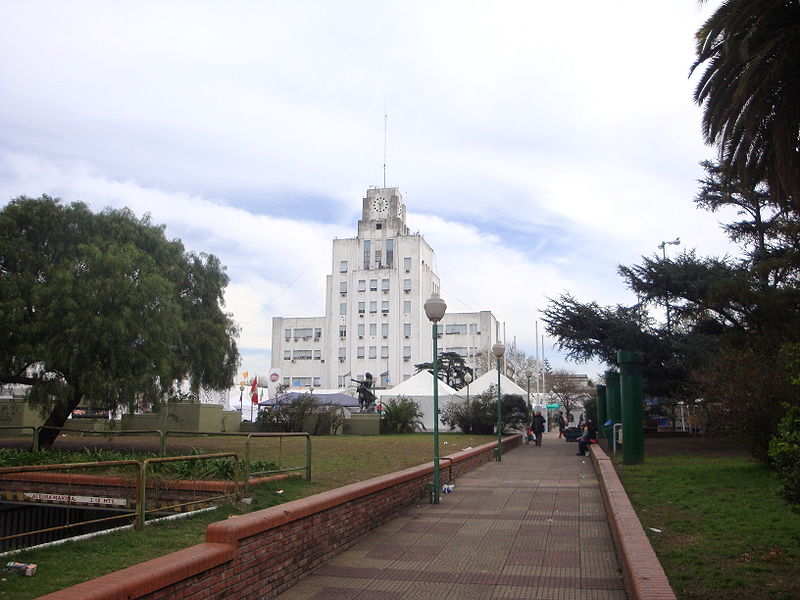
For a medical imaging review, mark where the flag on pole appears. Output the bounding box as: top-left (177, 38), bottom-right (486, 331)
top-left (250, 376), bottom-right (258, 404)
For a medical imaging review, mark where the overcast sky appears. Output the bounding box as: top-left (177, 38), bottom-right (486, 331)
top-left (0, 1), bottom-right (733, 388)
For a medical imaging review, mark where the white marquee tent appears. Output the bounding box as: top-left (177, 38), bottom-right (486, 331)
top-left (465, 369), bottom-right (529, 398)
top-left (376, 371), bottom-right (457, 431)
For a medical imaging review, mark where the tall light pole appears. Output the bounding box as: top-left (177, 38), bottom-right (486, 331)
top-left (463, 370), bottom-right (473, 433)
top-left (526, 372), bottom-right (532, 419)
top-left (492, 341), bottom-right (505, 461)
top-left (658, 237), bottom-right (681, 333)
top-left (424, 292), bottom-right (447, 504)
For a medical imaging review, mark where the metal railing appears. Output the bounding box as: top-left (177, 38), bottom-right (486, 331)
top-left (0, 459), bottom-right (142, 546)
top-left (0, 452), bottom-right (244, 548)
top-left (162, 431), bottom-right (312, 492)
top-left (33, 426), bottom-right (166, 455)
top-left (140, 452), bottom-right (240, 526)
top-left (0, 426), bottom-right (37, 451)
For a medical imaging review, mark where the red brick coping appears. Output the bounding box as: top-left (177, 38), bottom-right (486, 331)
top-left (38, 435), bottom-right (521, 600)
top-left (589, 445), bottom-right (677, 600)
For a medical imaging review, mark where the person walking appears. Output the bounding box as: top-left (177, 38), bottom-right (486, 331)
top-left (557, 411), bottom-right (566, 440)
top-left (531, 410), bottom-right (546, 447)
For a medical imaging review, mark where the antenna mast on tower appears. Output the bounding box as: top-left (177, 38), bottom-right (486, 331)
top-left (383, 109), bottom-right (388, 188)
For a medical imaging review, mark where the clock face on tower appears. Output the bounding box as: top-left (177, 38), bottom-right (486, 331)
top-left (372, 197), bottom-right (389, 218)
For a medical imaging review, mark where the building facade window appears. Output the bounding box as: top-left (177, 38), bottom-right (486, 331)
top-left (380, 346), bottom-right (389, 358)
top-left (357, 323), bottom-right (365, 337)
top-left (314, 328), bottom-right (322, 339)
top-left (469, 323), bottom-right (478, 334)
top-left (313, 349), bottom-right (321, 360)
top-left (381, 323), bottom-right (389, 337)
top-left (375, 250), bottom-right (382, 267)
top-left (358, 302), bottom-right (365, 314)
top-left (404, 257), bottom-right (411, 271)
top-left (358, 279), bottom-right (366, 292)
top-left (339, 325), bottom-right (347, 337)
top-left (369, 346), bottom-right (377, 359)
top-left (284, 328), bottom-right (292, 339)
top-left (369, 301), bottom-right (377, 313)
top-left (445, 324), bottom-right (468, 335)
top-left (340, 260), bottom-right (348, 273)
top-left (404, 322), bottom-right (411, 337)
top-left (386, 239), bottom-right (394, 267)
top-left (369, 323), bottom-right (377, 336)
top-left (403, 346), bottom-right (412, 359)
top-left (295, 327), bottom-right (313, 338)
top-left (403, 300), bottom-right (411, 313)
top-left (381, 300), bottom-right (389, 313)
top-left (283, 350), bottom-right (291, 360)
top-left (403, 278), bottom-right (411, 292)
top-left (357, 346), bottom-right (365, 358)
top-left (370, 278), bottom-right (378, 291)
top-left (340, 303), bottom-right (347, 315)
top-left (381, 278), bottom-right (389, 291)
top-left (294, 350), bottom-right (312, 360)
top-left (338, 347), bottom-right (346, 359)
top-left (339, 281), bottom-right (347, 293)
top-left (363, 240), bottom-right (371, 269)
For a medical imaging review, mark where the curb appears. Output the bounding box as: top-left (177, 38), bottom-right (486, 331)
top-left (589, 445), bottom-right (677, 600)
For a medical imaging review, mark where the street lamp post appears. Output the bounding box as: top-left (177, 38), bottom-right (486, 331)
top-left (526, 372), bottom-right (532, 419)
top-left (424, 292), bottom-right (447, 504)
top-left (658, 237), bottom-right (680, 333)
top-left (492, 341), bottom-right (505, 461)
top-left (463, 370), bottom-right (473, 433)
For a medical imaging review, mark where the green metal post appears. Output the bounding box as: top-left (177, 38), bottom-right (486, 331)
top-left (596, 384), bottom-right (607, 431)
top-left (618, 350), bottom-right (645, 464)
top-left (495, 357), bottom-right (502, 461)
top-left (432, 322), bottom-right (441, 504)
top-left (605, 370), bottom-right (621, 444)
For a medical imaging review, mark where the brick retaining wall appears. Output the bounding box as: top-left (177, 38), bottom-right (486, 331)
top-left (39, 435), bottom-right (521, 600)
top-left (590, 445), bottom-right (677, 600)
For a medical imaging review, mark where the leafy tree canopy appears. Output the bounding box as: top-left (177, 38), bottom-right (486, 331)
top-left (542, 161), bottom-right (800, 401)
top-left (0, 196), bottom-right (239, 446)
top-left (415, 351), bottom-right (471, 390)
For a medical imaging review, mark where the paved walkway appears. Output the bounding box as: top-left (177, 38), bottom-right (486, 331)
top-left (276, 433), bottom-right (626, 600)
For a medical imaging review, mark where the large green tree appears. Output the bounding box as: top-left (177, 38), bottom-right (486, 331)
top-left (692, 0), bottom-right (800, 209)
top-left (0, 196), bottom-right (239, 447)
top-left (542, 162), bottom-right (800, 457)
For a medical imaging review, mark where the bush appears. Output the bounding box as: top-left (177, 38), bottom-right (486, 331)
top-left (768, 403), bottom-right (800, 513)
top-left (314, 405), bottom-right (344, 436)
top-left (380, 396), bottom-right (424, 433)
top-left (441, 387), bottom-right (508, 435)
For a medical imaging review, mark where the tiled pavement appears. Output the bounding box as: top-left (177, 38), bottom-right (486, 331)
top-left (276, 433), bottom-right (626, 600)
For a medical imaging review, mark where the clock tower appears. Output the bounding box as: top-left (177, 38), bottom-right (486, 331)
top-left (358, 187), bottom-right (409, 238)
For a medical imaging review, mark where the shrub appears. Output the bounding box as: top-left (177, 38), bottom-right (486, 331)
top-left (768, 403), bottom-right (800, 513)
top-left (441, 388), bottom-right (500, 435)
top-left (314, 405), bottom-right (345, 436)
top-left (380, 396), bottom-right (424, 433)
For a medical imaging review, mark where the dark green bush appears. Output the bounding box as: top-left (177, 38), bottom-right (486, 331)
top-left (380, 395), bottom-right (424, 433)
top-left (768, 403), bottom-right (800, 513)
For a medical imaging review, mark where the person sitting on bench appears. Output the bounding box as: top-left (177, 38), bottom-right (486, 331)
top-left (576, 419), bottom-right (598, 456)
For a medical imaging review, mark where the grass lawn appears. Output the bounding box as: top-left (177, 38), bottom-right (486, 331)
top-left (615, 454), bottom-right (800, 600)
top-left (0, 433), bottom-right (493, 599)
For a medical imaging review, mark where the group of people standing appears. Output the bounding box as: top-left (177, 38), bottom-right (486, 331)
top-left (527, 410), bottom-right (597, 456)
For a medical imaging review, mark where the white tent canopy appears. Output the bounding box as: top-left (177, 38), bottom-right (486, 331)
top-left (377, 371), bottom-right (457, 431)
top-left (465, 369), bottom-right (528, 397)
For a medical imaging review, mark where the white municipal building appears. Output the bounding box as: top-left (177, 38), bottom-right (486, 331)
top-left (270, 187), bottom-right (503, 392)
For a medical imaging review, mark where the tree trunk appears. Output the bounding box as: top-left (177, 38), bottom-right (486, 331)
top-left (38, 387), bottom-right (82, 449)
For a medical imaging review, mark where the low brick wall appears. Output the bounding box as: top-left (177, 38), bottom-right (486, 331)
top-left (40, 435), bottom-right (521, 600)
top-left (590, 445), bottom-right (677, 600)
